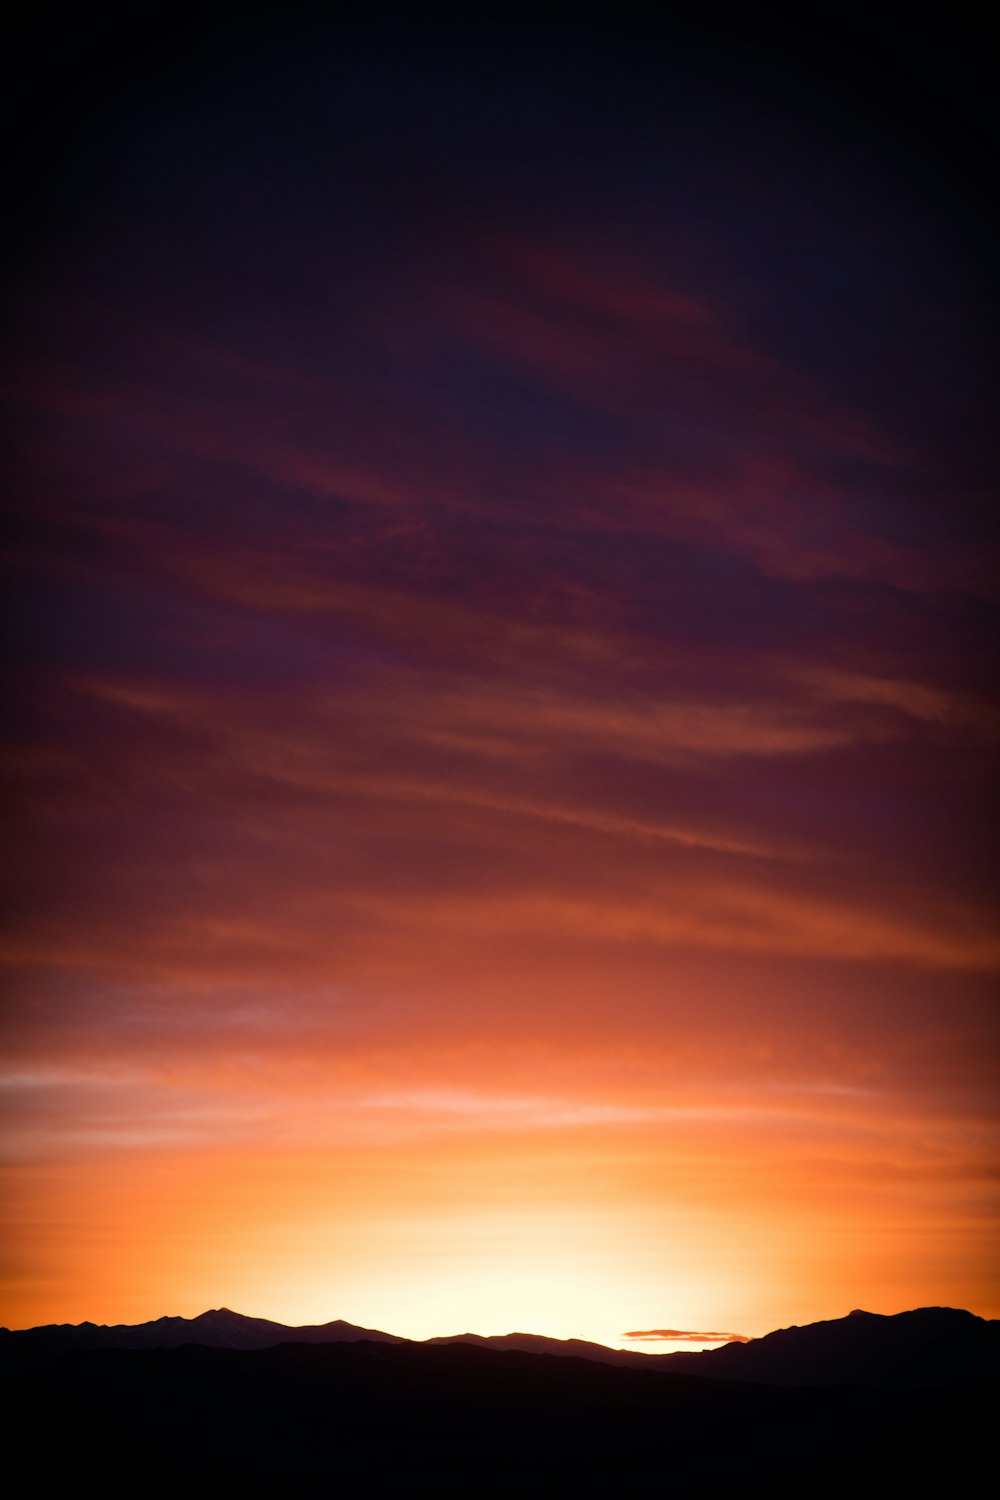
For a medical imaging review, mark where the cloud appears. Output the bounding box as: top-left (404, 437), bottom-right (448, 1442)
top-left (623, 1329), bottom-right (749, 1343)
top-left (803, 670), bottom-right (1000, 735)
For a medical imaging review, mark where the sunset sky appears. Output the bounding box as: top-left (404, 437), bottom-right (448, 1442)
top-left (2, 12), bottom-right (997, 1350)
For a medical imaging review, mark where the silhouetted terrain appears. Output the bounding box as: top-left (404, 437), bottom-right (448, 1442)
top-left (426, 1328), bottom-right (660, 1368)
top-left (2, 1336), bottom-right (990, 1494)
top-left (0, 1305), bottom-right (664, 1376)
top-left (430, 1307), bottom-right (1000, 1387)
top-left (0, 1306), bottom-right (400, 1374)
top-left (3, 1304), bottom-right (994, 1491)
top-left (3, 1303), bottom-right (995, 1385)
top-left (661, 1306), bottom-right (1000, 1387)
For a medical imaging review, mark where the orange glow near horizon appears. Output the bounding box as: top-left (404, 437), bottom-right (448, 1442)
top-left (3, 1066), bottom-right (997, 1343)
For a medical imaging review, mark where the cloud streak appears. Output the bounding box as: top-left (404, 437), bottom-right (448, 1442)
top-left (623, 1329), bottom-right (749, 1344)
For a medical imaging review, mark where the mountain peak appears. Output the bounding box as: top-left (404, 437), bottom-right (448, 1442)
top-left (2, 1304), bottom-right (994, 1386)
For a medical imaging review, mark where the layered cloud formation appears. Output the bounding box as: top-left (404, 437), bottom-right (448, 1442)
top-left (2, 16), bottom-right (996, 1345)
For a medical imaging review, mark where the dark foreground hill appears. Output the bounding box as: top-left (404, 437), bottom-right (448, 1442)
top-left (3, 1303), bottom-right (996, 1388)
top-left (3, 1337), bottom-right (991, 1495)
top-left (662, 1306), bottom-right (1000, 1387)
top-left (0, 1304), bottom-right (665, 1376)
top-left (0, 1305), bottom-right (401, 1374)
top-left (429, 1307), bottom-right (1000, 1388)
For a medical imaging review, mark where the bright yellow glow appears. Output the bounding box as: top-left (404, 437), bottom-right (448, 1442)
top-left (4, 1081), bottom-right (997, 1344)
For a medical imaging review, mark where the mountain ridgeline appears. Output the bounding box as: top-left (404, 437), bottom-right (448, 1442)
top-left (1, 1303), bottom-right (995, 1384)
top-left (1, 1306), bottom-right (993, 1492)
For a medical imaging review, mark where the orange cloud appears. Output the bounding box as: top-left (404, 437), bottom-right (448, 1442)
top-left (623, 1329), bottom-right (749, 1343)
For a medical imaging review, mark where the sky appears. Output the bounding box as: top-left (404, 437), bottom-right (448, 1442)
top-left (2, 10), bottom-right (997, 1349)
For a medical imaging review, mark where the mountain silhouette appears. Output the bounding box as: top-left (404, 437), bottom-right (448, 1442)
top-left (659, 1306), bottom-right (999, 1387)
top-left (427, 1307), bottom-right (1000, 1386)
top-left (2, 1335), bottom-right (991, 1493)
top-left (425, 1329), bottom-right (659, 1368)
top-left (0, 1306), bottom-right (402, 1374)
top-left (2, 1303), bottom-right (995, 1386)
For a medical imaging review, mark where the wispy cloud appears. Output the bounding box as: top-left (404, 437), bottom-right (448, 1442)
top-left (624, 1328), bottom-right (749, 1344)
